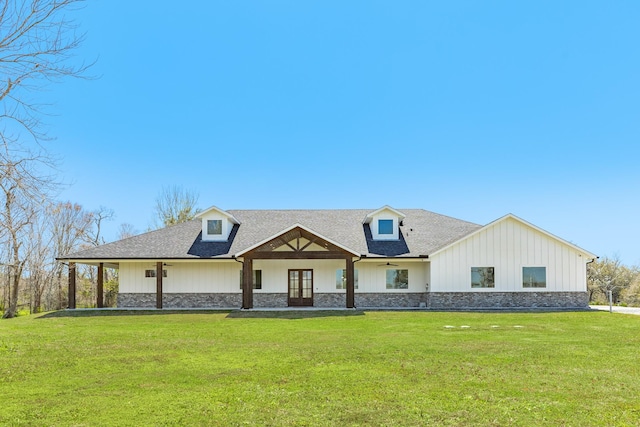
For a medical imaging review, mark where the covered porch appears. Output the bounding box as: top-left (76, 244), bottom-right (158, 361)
top-left (236, 224), bottom-right (360, 309)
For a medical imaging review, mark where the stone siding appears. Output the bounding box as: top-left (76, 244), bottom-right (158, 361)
top-left (118, 293), bottom-right (241, 309)
top-left (118, 293), bottom-right (157, 308)
top-left (428, 292), bottom-right (589, 309)
top-left (163, 293), bottom-right (242, 308)
top-left (314, 293), bottom-right (347, 308)
top-left (253, 293), bottom-right (288, 308)
top-left (118, 291), bottom-right (586, 310)
top-left (355, 293), bottom-right (428, 308)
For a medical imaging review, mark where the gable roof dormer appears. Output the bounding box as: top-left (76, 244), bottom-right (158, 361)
top-left (195, 206), bottom-right (241, 242)
top-left (363, 206), bottom-right (406, 241)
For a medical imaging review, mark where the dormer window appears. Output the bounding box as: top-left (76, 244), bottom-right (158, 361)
top-left (196, 206), bottom-right (241, 242)
top-left (363, 206), bottom-right (406, 241)
top-left (207, 220), bottom-right (222, 235)
top-left (378, 219), bottom-right (393, 235)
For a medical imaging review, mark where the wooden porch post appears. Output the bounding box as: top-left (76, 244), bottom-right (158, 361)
top-left (346, 257), bottom-right (355, 308)
top-left (68, 262), bottom-right (76, 309)
top-left (242, 257), bottom-right (254, 309)
top-left (97, 262), bottom-right (104, 308)
top-left (156, 261), bottom-right (163, 309)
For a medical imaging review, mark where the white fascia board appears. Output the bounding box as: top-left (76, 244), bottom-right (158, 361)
top-left (358, 257), bottom-right (430, 263)
top-left (429, 213), bottom-right (598, 259)
top-left (195, 205), bottom-right (241, 224)
top-left (362, 205), bottom-right (407, 224)
top-left (234, 223), bottom-right (360, 258)
top-left (64, 258), bottom-right (237, 266)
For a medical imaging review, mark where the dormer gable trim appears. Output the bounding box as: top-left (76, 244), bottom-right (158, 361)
top-left (195, 205), bottom-right (241, 224)
top-left (362, 205), bottom-right (406, 224)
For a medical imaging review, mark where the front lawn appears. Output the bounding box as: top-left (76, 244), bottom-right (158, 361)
top-left (1, 310), bottom-right (638, 426)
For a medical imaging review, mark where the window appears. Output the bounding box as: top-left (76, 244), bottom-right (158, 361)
top-left (471, 267), bottom-right (495, 288)
top-left (145, 269), bottom-right (167, 278)
top-left (207, 219), bottom-right (222, 235)
top-left (336, 269), bottom-right (359, 289)
top-left (522, 267), bottom-right (546, 288)
top-left (239, 270), bottom-right (262, 290)
top-left (378, 219), bottom-right (393, 235)
top-left (386, 269), bottom-right (408, 289)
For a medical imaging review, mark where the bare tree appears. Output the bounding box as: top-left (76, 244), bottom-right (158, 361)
top-left (48, 201), bottom-right (92, 309)
top-left (117, 223), bottom-right (138, 240)
top-left (24, 210), bottom-right (53, 313)
top-left (0, 1), bottom-right (92, 317)
top-left (0, 146), bottom-right (54, 318)
top-left (84, 206), bottom-right (113, 247)
top-left (1, 0), bottom-right (91, 145)
top-left (154, 185), bottom-right (200, 228)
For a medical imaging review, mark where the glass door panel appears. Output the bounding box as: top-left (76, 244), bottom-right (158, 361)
top-left (302, 271), bottom-right (312, 298)
top-left (289, 270), bottom-right (299, 298)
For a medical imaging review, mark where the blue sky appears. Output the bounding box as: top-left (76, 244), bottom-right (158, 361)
top-left (43, 1), bottom-right (639, 265)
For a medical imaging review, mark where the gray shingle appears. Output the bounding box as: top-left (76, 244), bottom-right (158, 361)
top-left (62, 209), bottom-right (481, 260)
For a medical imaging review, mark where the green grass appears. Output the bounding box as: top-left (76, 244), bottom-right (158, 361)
top-left (1, 310), bottom-right (639, 426)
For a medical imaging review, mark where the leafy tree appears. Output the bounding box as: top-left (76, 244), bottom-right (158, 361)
top-left (588, 256), bottom-right (639, 304)
top-left (619, 267), bottom-right (640, 306)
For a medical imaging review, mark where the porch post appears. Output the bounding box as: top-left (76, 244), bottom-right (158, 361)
top-left (97, 262), bottom-right (104, 308)
top-left (242, 256), bottom-right (254, 309)
top-left (68, 262), bottom-right (76, 309)
top-left (156, 261), bottom-right (163, 309)
top-left (346, 257), bottom-right (355, 308)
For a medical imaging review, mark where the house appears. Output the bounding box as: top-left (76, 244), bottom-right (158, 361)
top-left (59, 206), bottom-right (597, 310)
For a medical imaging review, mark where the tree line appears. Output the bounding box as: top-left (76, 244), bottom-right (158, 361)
top-left (0, 197), bottom-right (119, 317)
top-left (0, 182), bottom-right (199, 318)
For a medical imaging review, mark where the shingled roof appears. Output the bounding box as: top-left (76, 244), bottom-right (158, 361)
top-left (61, 209), bottom-right (481, 260)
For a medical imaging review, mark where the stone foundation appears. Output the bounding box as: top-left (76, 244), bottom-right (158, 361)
top-left (118, 293), bottom-right (241, 309)
top-left (314, 293), bottom-right (347, 307)
top-left (428, 291), bottom-right (589, 309)
top-left (253, 293), bottom-right (288, 308)
top-left (118, 291), bottom-right (586, 310)
top-left (118, 293), bottom-right (157, 308)
top-left (355, 293), bottom-right (428, 308)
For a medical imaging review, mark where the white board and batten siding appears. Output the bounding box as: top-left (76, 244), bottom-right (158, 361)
top-left (355, 260), bottom-right (429, 293)
top-left (430, 215), bottom-right (594, 293)
top-left (254, 259), bottom-right (428, 293)
top-left (119, 261), bottom-right (241, 293)
top-left (119, 259), bottom-right (430, 294)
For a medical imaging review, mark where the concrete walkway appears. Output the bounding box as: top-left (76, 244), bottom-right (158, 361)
top-left (590, 305), bottom-right (640, 315)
